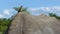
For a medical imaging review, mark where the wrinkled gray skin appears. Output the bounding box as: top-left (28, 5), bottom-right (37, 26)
top-left (8, 12), bottom-right (60, 34)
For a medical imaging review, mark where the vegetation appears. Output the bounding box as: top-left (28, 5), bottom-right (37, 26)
top-left (14, 6), bottom-right (30, 14)
top-left (0, 18), bottom-right (12, 34)
top-left (49, 13), bottom-right (60, 19)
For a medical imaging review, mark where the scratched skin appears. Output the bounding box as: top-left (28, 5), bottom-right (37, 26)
top-left (8, 12), bottom-right (60, 34)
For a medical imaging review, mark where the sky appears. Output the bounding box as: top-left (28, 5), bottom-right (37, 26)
top-left (0, 0), bottom-right (60, 18)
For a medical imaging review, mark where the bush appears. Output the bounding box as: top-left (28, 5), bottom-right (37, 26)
top-left (0, 18), bottom-right (12, 34)
top-left (49, 13), bottom-right (60, 19)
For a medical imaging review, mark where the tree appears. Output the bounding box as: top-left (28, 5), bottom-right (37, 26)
top-left (49, 13), bottom-right (60, 19)
top-left (0, 18), bottom-right (12, 34)
top-left (13, 6), bottom-right (30, 14)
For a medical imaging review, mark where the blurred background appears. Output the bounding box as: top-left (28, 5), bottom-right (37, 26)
top-left (0, 0), bottom-right (60, 34)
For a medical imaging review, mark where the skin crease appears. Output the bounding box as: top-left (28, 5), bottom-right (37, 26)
top-left (29, 25), bottom-right (55, 34)
top-left (42, 26), bottom-right (54, 34)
